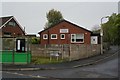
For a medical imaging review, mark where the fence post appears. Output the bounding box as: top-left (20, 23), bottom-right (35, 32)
top-left (90, 44), bottom-right (92, 57)
top-left (86, 44), bottom-right (88, 58)
top-left (44, 44), bottom-right (46, 57)
top-left (69, 44), bottom-right (71, 61)
top-left (57, 56), bottom-right (58, 61)
top-left (12, 37), bottom-right (15, 64)
top-left (50, 55), bottom-right (52, 61)
top-left (26, 37), bottom-right (29, 64)
top-left (61, 45), bottom-right (64, 60)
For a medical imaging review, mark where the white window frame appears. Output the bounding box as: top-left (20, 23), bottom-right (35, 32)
top-left (71, 34), bottom-right (84, 43)
top-left (43, 34), bottom-right (48, 39)
top-left (51, 34), bottom-right (57, 39)
top-left (60, 34), bottom-right (65, 39)
top-left (71, 34), bottom-right (76, 43)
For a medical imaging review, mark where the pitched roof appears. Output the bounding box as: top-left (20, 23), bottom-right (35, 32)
top-left (0, 16), bottom-right (13, 28)
top-left (0, 16), bottom-right (25, 34)
top-left (38, 19), bottom-right (92, 34)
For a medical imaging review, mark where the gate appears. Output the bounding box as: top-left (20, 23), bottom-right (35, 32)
top-left (0, 37), bottom-right (31, 64)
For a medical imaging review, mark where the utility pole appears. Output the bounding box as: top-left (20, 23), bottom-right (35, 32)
top-left (100, 16), bottom-right (109, 54)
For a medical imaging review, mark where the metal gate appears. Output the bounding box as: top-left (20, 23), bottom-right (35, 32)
top-left (0, 37), bottom-right (31, 64)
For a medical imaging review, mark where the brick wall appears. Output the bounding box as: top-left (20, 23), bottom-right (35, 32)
top-left (40, 21), bottom-right (91, 44)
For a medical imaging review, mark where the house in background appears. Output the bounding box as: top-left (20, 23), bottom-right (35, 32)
top-left (0, 16), bottom-right (25, 37)
top-left (25, 34), bottom-right (36, 38)
top-left (91, 33), bottom-right (100, 44)
top-left (38, 19), bottom-right (94, 44)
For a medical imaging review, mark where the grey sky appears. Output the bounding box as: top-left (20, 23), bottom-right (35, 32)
top-left (2, 2), bottom-right (118, 35)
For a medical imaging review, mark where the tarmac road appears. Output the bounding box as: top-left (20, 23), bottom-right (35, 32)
top-left (2, 49), bottom-right (119, 79)
top-left (1, 46), bottom-right (119, 80)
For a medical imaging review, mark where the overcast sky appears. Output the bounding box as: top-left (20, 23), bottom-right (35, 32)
top-left (1, 1), bottom-right (119, 36)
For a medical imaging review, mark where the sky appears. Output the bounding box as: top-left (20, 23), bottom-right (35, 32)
top-left (1, 1), bottom-right (119, 36)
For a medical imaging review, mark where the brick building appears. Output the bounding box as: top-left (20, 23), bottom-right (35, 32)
top-left (0, 16), bottom-right (25, 37)
top-left (38, 19), bottom-right (93, 44)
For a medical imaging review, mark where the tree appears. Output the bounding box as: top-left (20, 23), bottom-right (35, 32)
top-left (91, 24), bottom-right (100, 33)
top-left (102, 13), bottom-right (120, 45)
top-left (31, 37), bottom-right (40, 44)
top-left (44, 9), bottom-right (63, 29)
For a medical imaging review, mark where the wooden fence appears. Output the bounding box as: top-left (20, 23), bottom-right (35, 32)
top-left (31, 44), bottom-right (101, 61)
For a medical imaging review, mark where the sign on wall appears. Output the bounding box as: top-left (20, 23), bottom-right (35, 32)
top-left (60, 29), bottom-right (69, 33)
top-left (91, 36), bottom-right (98, 44)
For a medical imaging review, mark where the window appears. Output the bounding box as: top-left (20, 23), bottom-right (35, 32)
top-left (3, 32), bottom-right (11, 37)
top-left (71, 34), bottom-right (76, 42)
top-left (61, 34), bottom-right (65, 39)
top-left (43, 34), bottom-right (48, 39)
top-left (51, 34), bottom-right (57, 39)
top-left (8, 22), bottom-right (16, 26)
top-left (71, 34), bottom-right (84, 43)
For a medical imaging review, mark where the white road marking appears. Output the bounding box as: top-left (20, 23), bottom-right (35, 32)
top-left (4, 71), bottom-right (46, 78)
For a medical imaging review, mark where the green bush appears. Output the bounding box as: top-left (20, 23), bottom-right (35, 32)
top-left (31, 38), bottom-right (40, 44)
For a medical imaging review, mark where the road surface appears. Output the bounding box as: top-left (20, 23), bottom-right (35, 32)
top-left (2, 49), bottom-right (119, 79)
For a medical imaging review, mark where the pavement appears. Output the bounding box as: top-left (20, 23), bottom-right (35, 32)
top-left (2, 46), bottom-right (120, 71)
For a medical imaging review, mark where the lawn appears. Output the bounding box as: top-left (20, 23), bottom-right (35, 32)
top-left (32, 56), bottom-right (66, 64)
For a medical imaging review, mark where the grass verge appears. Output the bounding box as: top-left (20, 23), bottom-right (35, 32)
top-left (32, 56), bottom-right (66, 64)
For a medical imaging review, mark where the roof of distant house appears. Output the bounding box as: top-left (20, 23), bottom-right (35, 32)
top-left (91, 32), bottom-right (100, 36)
top-left (25, 34), bottom-right (36, 37)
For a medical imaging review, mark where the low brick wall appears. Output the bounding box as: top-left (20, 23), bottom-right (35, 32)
top-left (31, 44), bottom-right (101, 61)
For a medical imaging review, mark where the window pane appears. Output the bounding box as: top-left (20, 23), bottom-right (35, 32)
top-left (61, 34), bottom-right (65, 39)
top-left (43, 34), bottom-right (48, 39)
top-left (8, 22), bottom-right (16, 26)
top-left (71, 34), bottom-right (75, 42)
top-left (72, 39), bottom-right (75, 42)
top-left (52, 35), bottom-right (56, 38)
top-left (51, 34), bottom-right (57, 39)
top-left (76, 34), bottom-right (84, 39)
top-left (72, 34), bottom-right (75, 39)
top-left (44, 35), bottom-right (47, 38)
top-left (76, 39), bottom-right (83, 42)
top-left (71, 34), bottom-right (84, 43)
top-left (62, 35), bottom-right (64, 38)
top-left (76, 34), bottom-right (84, 42)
